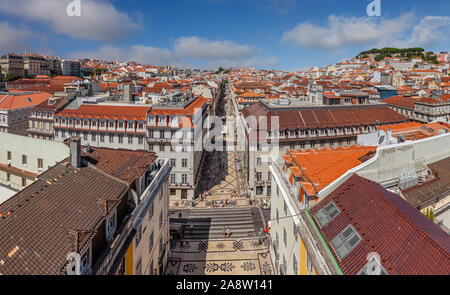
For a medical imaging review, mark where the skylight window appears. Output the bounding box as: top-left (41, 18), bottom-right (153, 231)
top-left (330, 225), bottom-right (362, 260)
top-left (314, 201), bottom-right (340, 227)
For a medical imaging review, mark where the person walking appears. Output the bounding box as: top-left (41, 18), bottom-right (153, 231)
top-left (226, 227), bottom-right (231, 238)
top-left (258, 228), bottom-right (264, 245)
top-left (223, 226), bottom-right (227, 238)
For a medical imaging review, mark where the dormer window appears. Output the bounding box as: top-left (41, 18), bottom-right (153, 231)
top-left (80, 245), bottom-right (92, 275)
top-left (330, 225), bottom-right (362, 260)
top-left (106, 211), bottom-right (117, 241)
top-left (315, 201), bottom-right (340, 227)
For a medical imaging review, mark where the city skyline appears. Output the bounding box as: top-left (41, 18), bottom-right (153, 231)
top-left (1, 0), bottom-right (449, 71)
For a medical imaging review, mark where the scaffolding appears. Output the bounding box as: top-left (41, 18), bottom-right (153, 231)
top-left (398, 168), bottom-right (419, 190)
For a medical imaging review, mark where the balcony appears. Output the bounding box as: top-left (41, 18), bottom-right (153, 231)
top-left (147, 137), bottom-right (173, 143)
top-left (255, 179), bottom-right (265, 186)
top-left (27, 127), bottom-right (54, 135)
top-left (170, 182), bottom-right (191, 188)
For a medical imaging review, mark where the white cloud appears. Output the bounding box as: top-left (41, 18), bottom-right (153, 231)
top-left (69, 37), bottom-right (277, 69)
top-left (283, 13), bottom-right (415, 50)
top-left (0, 22), bottom-right (33, 53)
top-left (0, 0), bottom-right (140, 41)
top-left (283, 13), bottom-right (450, 51)
top-left (70, 45), bottom-right (182, 66)
top-left (174, 36), bottom-right (254, 61)
top-left (406, 16), bottom-right (450, 47)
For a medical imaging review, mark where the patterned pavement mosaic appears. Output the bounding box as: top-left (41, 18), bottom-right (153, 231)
top-left (165, 238), bottom-right (273, 275)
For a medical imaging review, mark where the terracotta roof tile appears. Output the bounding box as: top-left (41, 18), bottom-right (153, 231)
top-left (309, 174), bottom-right (450, 275)
top-left (0, 161), bottom-right (128, 274)
top-left (0, 92), bottom-right (52, 110)
top-left (55, 104), bottom-right (149, 121)
top-left (286, 145), bottom-right (377, 195)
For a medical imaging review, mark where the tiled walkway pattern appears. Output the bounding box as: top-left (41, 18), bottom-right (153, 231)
top-left (166, 238), bottom-right (273, 275)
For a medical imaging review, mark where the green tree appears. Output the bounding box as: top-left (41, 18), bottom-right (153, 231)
top-left (94, 68), bottom-right (105, 76)
top-left (375, 54), bottom-right (384, 61)
top-left (430, 208), bottom-right (435, 222)
top-left (423, 208), bottom-right (436, 222)
top-left (4, 74), bottom-right (19, 82)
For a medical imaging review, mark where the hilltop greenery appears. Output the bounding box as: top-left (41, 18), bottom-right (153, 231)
top-left (358, 47), bottom-right (425, 56)
top-left (357, 47), bottom-right (439, 64)
top-left (215, 67), bottom-right (230, 75)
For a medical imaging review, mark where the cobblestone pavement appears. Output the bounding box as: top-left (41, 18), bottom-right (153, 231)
top-left (165, 84), bottom-right (273, 275)
top-left (194, 92), bottom-right (247, 204)
top-left (198, 149), bottom-right (239, 195)
top-left (165, 238), bottom-right (273, 275)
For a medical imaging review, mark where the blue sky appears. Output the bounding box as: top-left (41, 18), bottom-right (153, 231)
top-left (0, 0), bottom-right (449, 71)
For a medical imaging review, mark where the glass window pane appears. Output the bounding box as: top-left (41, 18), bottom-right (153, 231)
top-left (342, 226), bottom-right (354, 238)
top-left (348, 234), bottom-right (360, 247)
top-left (331, 236), bottom-right (343, 248)
top-left (316, 210), bottom-right (325, 219)
top-left (324, 203), bottom-right (335, 212)
top-left (329, 209), bottom-right (339, 218)
top-left (336, 245), bottom-right (348, 259)
top-left (318, 216), bottom-right (328, 227)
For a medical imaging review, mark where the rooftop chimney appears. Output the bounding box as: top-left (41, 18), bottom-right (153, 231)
top-left (70, 137), bottom-right (81, 168)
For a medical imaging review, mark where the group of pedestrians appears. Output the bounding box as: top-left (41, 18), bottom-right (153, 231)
top-left (211, 199), bottom-right (230, 208)
top-left (257, 223), bottom-right (271, 245)
top-left (194, 192), bottom-right (205, 202)
top-left (223, 226), bottom-right (232, 238)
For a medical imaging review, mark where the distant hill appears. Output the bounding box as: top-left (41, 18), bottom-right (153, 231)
top-left (357, 47), bottom-right (439, 64)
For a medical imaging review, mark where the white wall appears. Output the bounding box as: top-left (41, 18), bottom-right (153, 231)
top-left (0, 132), bottom-right (70, 190)
top-left (320, 133), bottom-right (450, 199)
